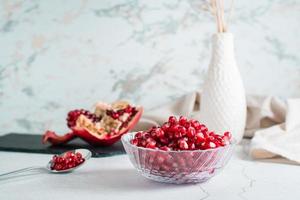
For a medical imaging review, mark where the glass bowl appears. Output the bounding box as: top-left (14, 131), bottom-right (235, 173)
top-left (121, 132), bottom-right (235, 184)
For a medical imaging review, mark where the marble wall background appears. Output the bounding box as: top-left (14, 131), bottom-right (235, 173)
top-left (0, 0), bottom-right (299, 135)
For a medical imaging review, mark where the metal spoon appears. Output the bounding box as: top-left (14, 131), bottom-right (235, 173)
top-left (0, 149), bottom-right (92, 180)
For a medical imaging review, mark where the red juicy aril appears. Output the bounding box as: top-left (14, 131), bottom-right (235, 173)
top-left (67, 109), bottom-right (101, 128)
top-left (130, 116), bottom-right (231, 151)
top-left (51, 151), bottom-right (84, 171)
top-left (43, 101), bottom-right (143, 146)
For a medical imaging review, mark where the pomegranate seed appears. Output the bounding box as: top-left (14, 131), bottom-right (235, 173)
top-left (159, 136), bottom-right (169, 144)
top-left (130, 138), bottom-right (138, 145)
top-left (209, 131), bottom-right (216, 136)
top-left (111, 112), bottom-right (119, 119)
top-left (201, 141), bottom-right (217, 149)
top-left (68, 163), bottom-right (75, 168)
top-left (161, 123), bottom-right (170, 132)
top-left (178, 126), bottom-right (186, 135)
top-left (65, 157), bottom-right (72, 164)
top-left (179, 116), bottom-right (187, 125)
top-left (150, 130), bottom-right (156, 138)
top-left (184, 121), bottom-right (191, 129)
top-left (209, 142), bottom-right (217, 148)
top-left (167, 131), bottom-right (174, 140)
top-left (139, 139), bottom-right (147, 147)
top-left (56, 157), bottom-right (63, 163)
top-left (221, 135), bottom-right (230, 145)
top-left (168, 116), bottom-right (177, 124)
top-left (200, 126), bottom-right (208, 133)
top-left (160, 146), bottom-right (171, 151)
top-left (65, 151), bottom-right (74, 158)
top-left (195, 132), bottom-right (205, 144)
top-left (174, 131), bottom-right (182, 138)
top-left (191, 120), bottom-right (201, 130)
top-left (178, 139), bottom-right (189, 150)
top-left (146, 140), bottom-right (156, 149)
top-left (188, 142), bottom-right (196, 150)
top-left (124, 105), bottom-right (132, 113)
top-left (224, 131), bottom-right (232, 139)
top-left (171, 124), bottom-right (179, 133)
top-left (135, 132), bottom-right (143, 139)
top-left (52, 155), bottom-right (58, 162)
top-left (146, 137), bottom-right (155, 143)
top-left (142, 132), bottom-right (150, 139)
top-left (187, 127), bottom-right (196, 138)
top-left (55, 164), bottom-right (62, 170)
top-left (155, 128), bottom-right (164, 138)
top-left (182, 136), bottom-right (188, 141)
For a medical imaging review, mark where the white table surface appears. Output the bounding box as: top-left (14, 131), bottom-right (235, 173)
top-left (0, 144), bottom-right (299, 200)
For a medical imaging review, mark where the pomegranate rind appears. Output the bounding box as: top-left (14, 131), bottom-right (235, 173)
top-left (72, 106), bottom-right (143, 146)
top-left (42, 106), bottom-right (143, 146)
top-left (42, 130), bottom-right (76, 145)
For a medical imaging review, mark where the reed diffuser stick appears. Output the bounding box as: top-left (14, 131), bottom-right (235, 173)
top-left (210, 0), bottom-right (219, 32)
top-left (220, 0), bottom-right (226, 32)
top-left (209, 0), bottom-right (233, 33)
top-left (215, 0), bottom-right (222, 32)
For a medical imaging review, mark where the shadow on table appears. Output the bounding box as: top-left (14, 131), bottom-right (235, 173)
top-left (65, 168), bottom-right (189, 191)
top-left (235, 139), bottom-right (253, 162)
top-left (0, 168), bottom-right (193, 190)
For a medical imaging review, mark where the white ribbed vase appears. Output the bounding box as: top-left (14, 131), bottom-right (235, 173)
top-left (200, 33), bottom-right (246, 143)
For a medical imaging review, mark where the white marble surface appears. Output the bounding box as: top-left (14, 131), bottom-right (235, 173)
top-left (0, 144), bottom-right (299, 200)
top-left (0, 0), bottom-right (300, 135)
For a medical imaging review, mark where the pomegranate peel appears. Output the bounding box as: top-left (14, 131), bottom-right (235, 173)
top-left (43, 101), bottom-right (143, 146)
top-left (71, 106), bottom-right (143, 146)
top-left (42, 130), bottom-right (76, 145)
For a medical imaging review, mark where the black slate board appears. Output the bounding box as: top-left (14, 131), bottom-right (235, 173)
top-left (0, 133), bottom-right (125, 157)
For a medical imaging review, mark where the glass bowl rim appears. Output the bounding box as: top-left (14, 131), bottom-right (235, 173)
top-left (121, 132), bottom-right (236, 153)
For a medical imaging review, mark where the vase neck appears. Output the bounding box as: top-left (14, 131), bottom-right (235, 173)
top-left (211, 33), bottom-right (235, 60)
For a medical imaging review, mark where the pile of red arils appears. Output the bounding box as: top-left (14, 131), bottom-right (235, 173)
top-left (50, 151), bottom-right (85, 171)
top-left (130, 116), bottom-right (232, 151)
top-left (124, 116), bottom-right (235, 183)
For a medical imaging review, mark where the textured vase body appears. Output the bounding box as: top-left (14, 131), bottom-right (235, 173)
top-left (200, 33), bottom-right (246, 143)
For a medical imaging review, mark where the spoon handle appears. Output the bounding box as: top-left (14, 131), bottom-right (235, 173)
top-left (0, 166), bottom-right (43, 179)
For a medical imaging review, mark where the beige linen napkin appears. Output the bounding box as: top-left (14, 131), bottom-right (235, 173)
top-left (133, 92), bottom-right (300, 164)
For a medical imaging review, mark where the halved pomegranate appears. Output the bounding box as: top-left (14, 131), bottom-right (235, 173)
top-left (43, 101), bottom-right (143, 146)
